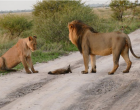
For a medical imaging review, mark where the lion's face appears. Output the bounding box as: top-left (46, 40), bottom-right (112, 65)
top-left (27, 36), bottom-right (37, 52)
top-left (68, 23), bottom-right (73, 41)
top-left (68, 23), bottom-right (78, 46)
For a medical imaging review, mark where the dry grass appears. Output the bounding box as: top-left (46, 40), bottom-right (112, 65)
top-left (0, 12), bottom-right (33, 20)
top-left (93, 7), bottom-right (140, 20)
top-left (93, 7), bottom-right (113, 19)
top-left (0, 12), bottom-right (33, 43)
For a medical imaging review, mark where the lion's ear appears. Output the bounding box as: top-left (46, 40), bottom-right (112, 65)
top-left (29, 36), bottom-right (33, 41)
top-left (33, 36), bottom-right (37, 39)
top-left (69, 24), bottom-right (74, 29)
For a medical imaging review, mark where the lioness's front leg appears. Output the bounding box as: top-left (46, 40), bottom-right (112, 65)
top-left (26, 57), bottom-right (38, 73)
top-left (90, 55), bottom-right (96, 73)
top-left (21, 56), bottom-right (32, 74)
top-left (82, 52), bottom-right (89, 74)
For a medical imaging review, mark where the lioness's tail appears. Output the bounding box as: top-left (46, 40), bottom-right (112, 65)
top-left (127, 36), bottom-right (140, 58)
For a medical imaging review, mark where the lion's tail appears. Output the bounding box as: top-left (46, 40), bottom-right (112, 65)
top-left (127, 36), bottom-right (140, 58)
top-left (130, 46), bottom-right (140, 58)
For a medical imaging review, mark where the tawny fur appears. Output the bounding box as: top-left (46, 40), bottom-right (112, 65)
top-left (68, 20), bottom-right (140, 75)
top-left (48, 65), bottom-right (72, 75)
top-left (0, 36), bottom-right (38, 74)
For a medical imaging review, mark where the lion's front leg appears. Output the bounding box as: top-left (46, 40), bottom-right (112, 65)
top-left (90, 55), bottom-right (96, 73)
top-left (26, 57), bottom-right (38, 73)
top-left (81, 52), bottom-right (89, 74)
top-left (21, 56), bottom-right (32, 74)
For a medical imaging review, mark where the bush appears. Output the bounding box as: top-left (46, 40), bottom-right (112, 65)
top-left (32, 0), bottom-right (98, 43)
top-left (0, 14), bottom-right (33, 39)
top-left (135, 6), bottom-right (140, 19)
top-left (109, 0), bottom-right (130, 21)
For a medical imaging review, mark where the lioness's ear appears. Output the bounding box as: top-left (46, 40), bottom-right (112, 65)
top-left (29, 36), bottom-right (33, 41)
top-left (33, 36), bottom-right (37, 39)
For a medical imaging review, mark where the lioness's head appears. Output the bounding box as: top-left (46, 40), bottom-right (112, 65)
top-left (27, 36), bottom-right (37, 52)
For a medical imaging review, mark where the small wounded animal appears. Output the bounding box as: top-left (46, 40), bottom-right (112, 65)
top-left (48, 65), bottom-right (72, 75)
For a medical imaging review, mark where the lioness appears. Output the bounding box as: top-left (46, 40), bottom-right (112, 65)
top-left (68, 20), bottom-right (140, 75)
top-left (0, 36), bottom-right (38, 74)
top-left (48, 65), bottom-right (72, 75)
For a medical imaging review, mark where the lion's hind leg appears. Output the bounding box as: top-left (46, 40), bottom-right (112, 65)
top-left (6, 69), bottom-right (17, 72)
top-left (121, 46), bottom-right (132, 73)
top-left (0, 57), bottom-right (17, 72)
top-left (108, 49), bottom-right (121, 75)
top-left (108, 55), bottom-right (119, 75)
top-left (108, 38), bottom-right (126, 75)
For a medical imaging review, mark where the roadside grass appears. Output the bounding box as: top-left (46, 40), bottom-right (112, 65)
top-left (93, 7), bottom-right (113, 19)
top-left (93, 7), bottom-right (140, 34)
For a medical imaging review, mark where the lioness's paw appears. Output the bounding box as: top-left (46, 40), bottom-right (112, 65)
top-left (33, 71), bottom-right (39, 73)
top-left (81, 71), bottom-right (88, 74)
top-left (26, 71), bottom-right (32, 74)
top-left (108, 72), bottom-right (114, 75)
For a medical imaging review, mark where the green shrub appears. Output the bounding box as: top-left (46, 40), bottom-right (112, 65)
top-left (32, 0), bottom-right (98, 43)
top-left (0, 14), bottom-right (33, 39)
top-left (135, 6), bottom-right (140, 19)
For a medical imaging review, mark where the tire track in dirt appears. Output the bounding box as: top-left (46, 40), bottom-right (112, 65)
top-left (65, 75), bottom-right (140, 110)
top-left (0, 75), bottom-right (60, 109)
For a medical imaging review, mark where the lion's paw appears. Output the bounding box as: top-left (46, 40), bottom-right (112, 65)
top-left (90, 69), bottom-right (96, 73)
top-left (81, 71), bottom-right (88, 74)
top-left (123, 70), bottom-right (129, 73)
top-left (33, 70), bottom-right (39, 73)
top-left (26, 71), bottom-right (32, 74)
top-left (108, 72), bottom-right (114, 75)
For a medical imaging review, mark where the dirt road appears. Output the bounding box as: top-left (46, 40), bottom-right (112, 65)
top-left (0, 29), bottom-right (140, 110)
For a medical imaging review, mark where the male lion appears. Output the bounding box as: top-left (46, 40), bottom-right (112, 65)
top-left (48, 65), bottom-right (72, 75)
top-left (0, 36), bottom-right (38, 74)
top-left (68, 20), bottom-right (140, 75)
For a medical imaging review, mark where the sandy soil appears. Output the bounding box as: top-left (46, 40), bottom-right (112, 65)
top-left (0, 29), bottom-right (140, 110)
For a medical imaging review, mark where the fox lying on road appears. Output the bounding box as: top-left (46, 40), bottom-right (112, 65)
top-left (48, 65), bottom-right (72, 75)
